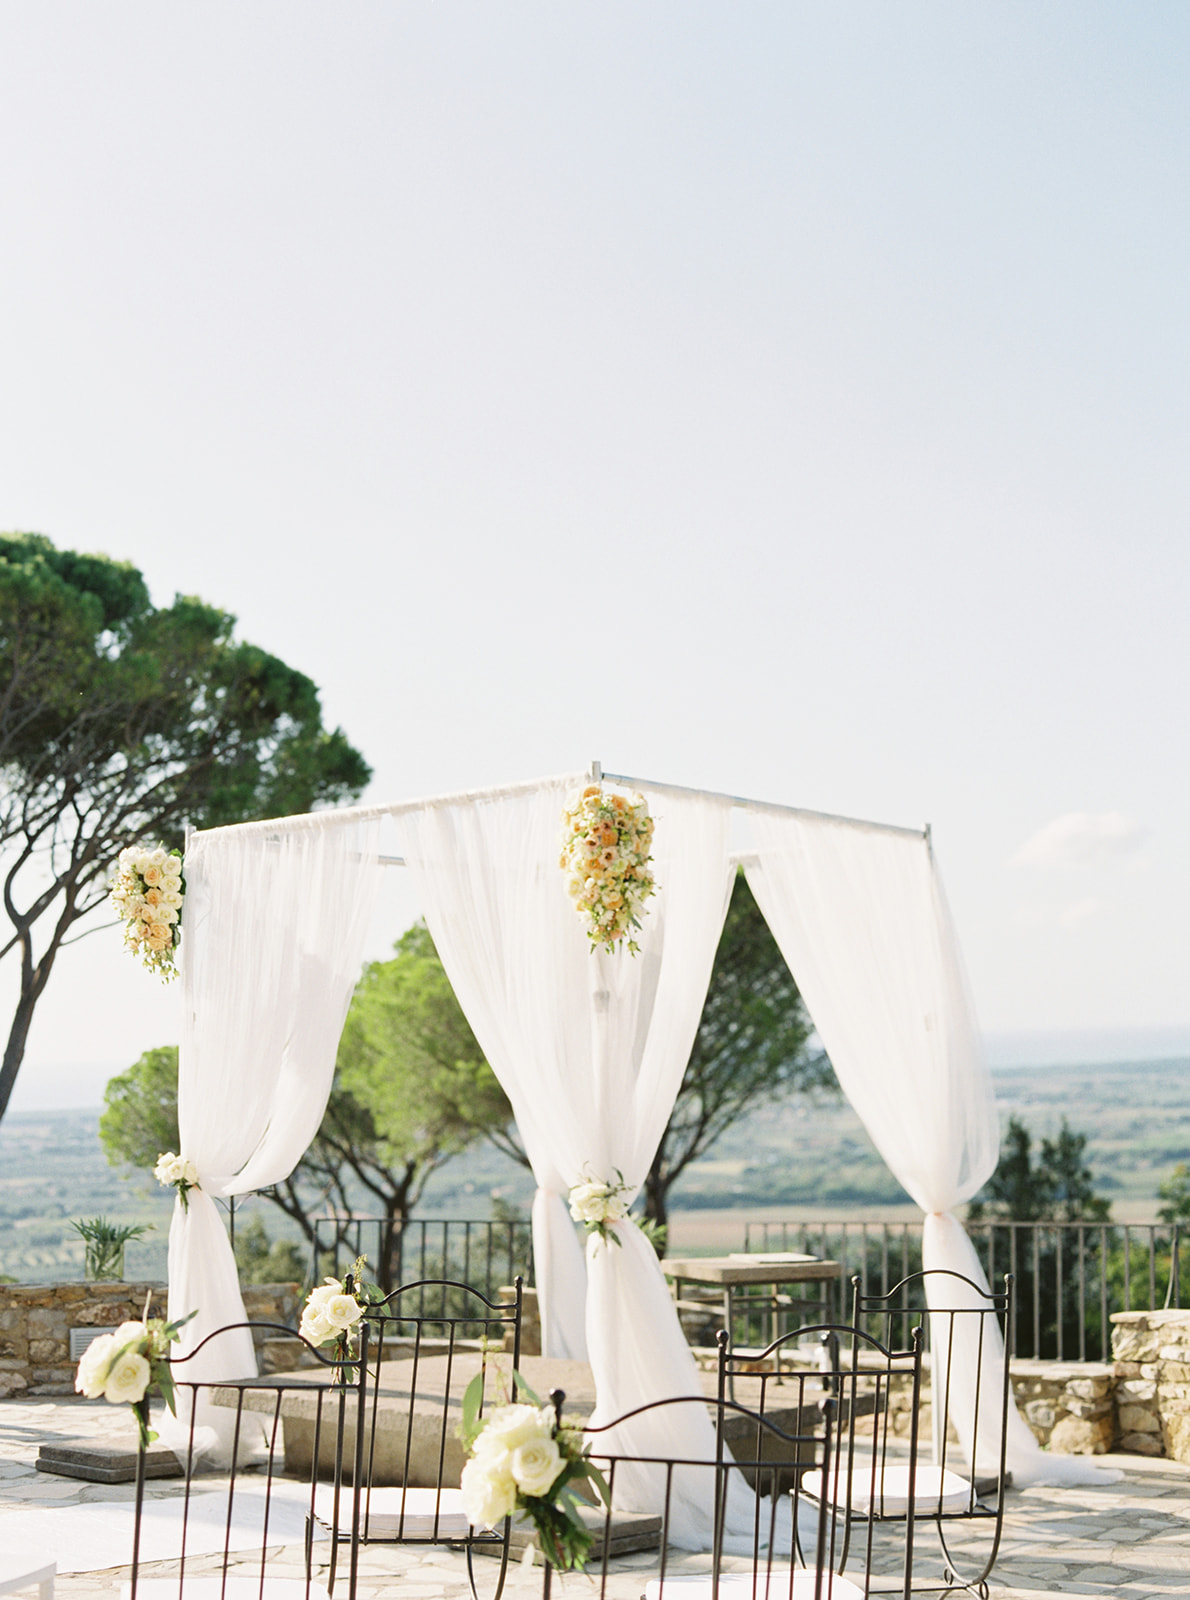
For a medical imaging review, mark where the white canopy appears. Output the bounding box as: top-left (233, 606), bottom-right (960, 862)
top-left (168, 765), bottom-right (1106, 1516)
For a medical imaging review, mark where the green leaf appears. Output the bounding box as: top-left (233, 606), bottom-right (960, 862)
top-left (460, 1372), bottom-right (484, 1444)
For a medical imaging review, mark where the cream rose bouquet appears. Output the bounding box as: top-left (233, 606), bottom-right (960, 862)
top-left (153, 1152), bottom-right (200, 1212)
top-left (74, 1299), bottom-right (196, 1450)
top-left (560, 786), bottom-right (656, 955)
top-left (459, 1375), bottom-right (608, 1572)
top-left (568, 1169), bottom-right (631, 1247)
top-left (110, 845), bottom-right (185, 980)
top-left (298, 1257), bottom-right (377, 1384)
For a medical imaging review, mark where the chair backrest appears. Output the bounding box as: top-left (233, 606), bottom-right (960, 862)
top-left (571, 1390), bottom-right (844, 1600)
top-left (127, 1320), bottom-right (356, 1600)
top-left (351, 1278), bottom-right (522, 1538)
top-left (717, 1320), bottom-right (924, 1599)
top-left (852, 1270), bottom-right (1014, 1501)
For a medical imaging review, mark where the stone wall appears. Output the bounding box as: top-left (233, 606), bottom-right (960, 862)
top-left (1111, 1309), bottom-right (1190, 1463)
top-left (0, 1281), bottom-right (301, 1397)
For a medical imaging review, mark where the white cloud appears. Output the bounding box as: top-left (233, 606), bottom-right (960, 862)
top-left (1012, 812), bottom-right (1148, 870)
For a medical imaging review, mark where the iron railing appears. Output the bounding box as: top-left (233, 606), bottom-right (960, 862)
top-left (742, 1217), bottom-right (1185, 1362)
top-left (311, 1215), bottom-right (533, 1308)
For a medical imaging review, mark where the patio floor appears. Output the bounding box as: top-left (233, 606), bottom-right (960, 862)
top-left (1, 1396), bottom-right (1187, 1599)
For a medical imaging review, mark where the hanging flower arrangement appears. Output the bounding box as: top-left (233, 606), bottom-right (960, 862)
top-left (559, 786), bottom-right (656, 955)
top-left (110, 845), bottom-right (184, 981)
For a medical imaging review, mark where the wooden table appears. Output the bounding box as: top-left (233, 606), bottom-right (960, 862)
top-left (662, 1253), bottom-right (843, 1359)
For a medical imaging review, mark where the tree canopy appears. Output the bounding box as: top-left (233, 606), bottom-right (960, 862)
top-left (0, 531), bottom-right (370, 1121)
top-left (967, 1115), bottom-right (1111, 1223)
top-left (640, 870), bottom-right (833, 1230)
top-left (100, 923), bottom-right (514, 1290)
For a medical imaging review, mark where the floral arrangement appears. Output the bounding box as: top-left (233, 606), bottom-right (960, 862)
top-left (74, 1296), bottom-right (196, 1449)
top-left (298, 1256), bottom-right (376, 1383)
top-left (559, 785), bottom-right (655, 955)
top-left (110, 845), bottom-right (185, 980)
top-left (459, 1373), bottom-right (608, 1572)
top-left (568, 1170), bottom-right (631, 1247)
top-left (154, 1152), bottom-right (200, 1212)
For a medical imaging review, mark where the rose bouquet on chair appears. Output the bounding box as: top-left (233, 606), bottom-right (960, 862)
top-left (298, 1255), bottom-right (378, 1385)
top-left (74, 1295), bottom-right (196, 1450)
top-left (459, 1376), bottom-right (609, 1572)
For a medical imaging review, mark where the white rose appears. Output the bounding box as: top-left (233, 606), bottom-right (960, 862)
top-left (510, 1436), bottom-right (562, 1497)
top-left (568, 1183), bottom-right (606, 1224)
top-left (103, 1349), bottom-right (151, 1404)
top-left (150, 848), bottom-right (168, 867)
top-left (180, 1159), bottom-right (199, 1186)
top-left (154, 1153), bottom-right (179, 1184)
top-left (460, 1455), bottom-right (517, 1530)
top-left (299, 1307), bottom-right (335, 1346)
top-left (476, 1404), bottom-right (554, 1455)
top-left (75, 1334), bottom-right (116, 1398)
top-left (322, 1293), bottom-right (362, 1331)
top-left (112, 1321), bottom-right (146, 1345)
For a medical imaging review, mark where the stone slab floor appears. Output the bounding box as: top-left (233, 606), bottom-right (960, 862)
top-left (1, 1397), bottom-right (1187, 1599)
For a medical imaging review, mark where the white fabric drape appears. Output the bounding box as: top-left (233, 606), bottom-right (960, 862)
top-left (169, 816), bottom-right (382, 1381)
top-left (743, 810), bottom-right (1114, 1487)
top-left (397, 777), bottom-right (734, 1542)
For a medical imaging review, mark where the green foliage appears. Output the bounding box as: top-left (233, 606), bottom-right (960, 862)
top-left (968, 1115), bottom-right (1111, 1223)
top-left (99, 1046), bottom-right (182, 1170)
top-left (642, 870), bottom-right (833, 1228)
top-left (1157, 1163), bottom-right (1190, 1225)
top-left (69, 1215), bottom-right (152, 1280)
top-left (336, 922), bottom-right (512, 1161)
top-left (0, 531), bottom-right (371, 1122)
top-left (232, 1216), bottom-right (309, 1286)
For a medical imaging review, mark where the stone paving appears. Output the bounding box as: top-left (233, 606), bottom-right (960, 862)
top-left (1, 1397), bottom-right (1188, 1599)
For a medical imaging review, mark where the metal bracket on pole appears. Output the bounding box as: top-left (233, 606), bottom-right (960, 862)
top-left (589, 759), bottom-right (602, 783)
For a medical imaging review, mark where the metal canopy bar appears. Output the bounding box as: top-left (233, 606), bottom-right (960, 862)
top-left (190, 763), bottom-right (924, 845)
top-left (600, 768), bottom-right (927, 841)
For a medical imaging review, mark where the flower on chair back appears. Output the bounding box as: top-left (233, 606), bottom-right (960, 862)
top-left (298, 1256), bottom-right (377, 1383)
top-left (459, 1375), bottom-right (608, 1572)
top-left (74, 1294), bottom-right (196, 1450)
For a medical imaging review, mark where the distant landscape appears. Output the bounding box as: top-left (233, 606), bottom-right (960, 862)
top-left (1, 1055), bottom-right (1187, 1283)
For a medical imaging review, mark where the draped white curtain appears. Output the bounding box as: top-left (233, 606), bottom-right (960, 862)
top-left (743, 809), bottom-right (1114, 1486)
top-left (397, 777), bottom-right (734, 1542)
top-left (169, 815), bottom-right (383, 1381)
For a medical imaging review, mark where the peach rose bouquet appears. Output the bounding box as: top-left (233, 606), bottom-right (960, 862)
top-left (110, 844), bottom-right (184, 980)
top-left (559, 786), bottom-right (655, 955)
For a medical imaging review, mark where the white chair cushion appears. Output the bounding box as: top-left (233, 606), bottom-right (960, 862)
top-left (311, 1482), bottom-right (472, 1538)
top-left (646, 1571), bottom-right (865, 1600)
top-left (801, 1461), bottom-right (973, 1517)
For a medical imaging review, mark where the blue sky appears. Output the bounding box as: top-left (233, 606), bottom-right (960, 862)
top-left (0, 3), bottom-right (1186, 1108)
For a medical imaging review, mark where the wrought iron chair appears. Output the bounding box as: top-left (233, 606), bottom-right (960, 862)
top-left (124, 1321), bottom-right (356, 1600)
top-left (845, 1270), bottom-right (1015, 1598)
top-left (718, 1322), bottom-right (925, 1600)
top-left (313, 1277), bottom-right (522, 1600)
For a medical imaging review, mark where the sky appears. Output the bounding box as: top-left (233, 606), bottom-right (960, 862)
top-left (0, 2), bottom-right (1186, 1110)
